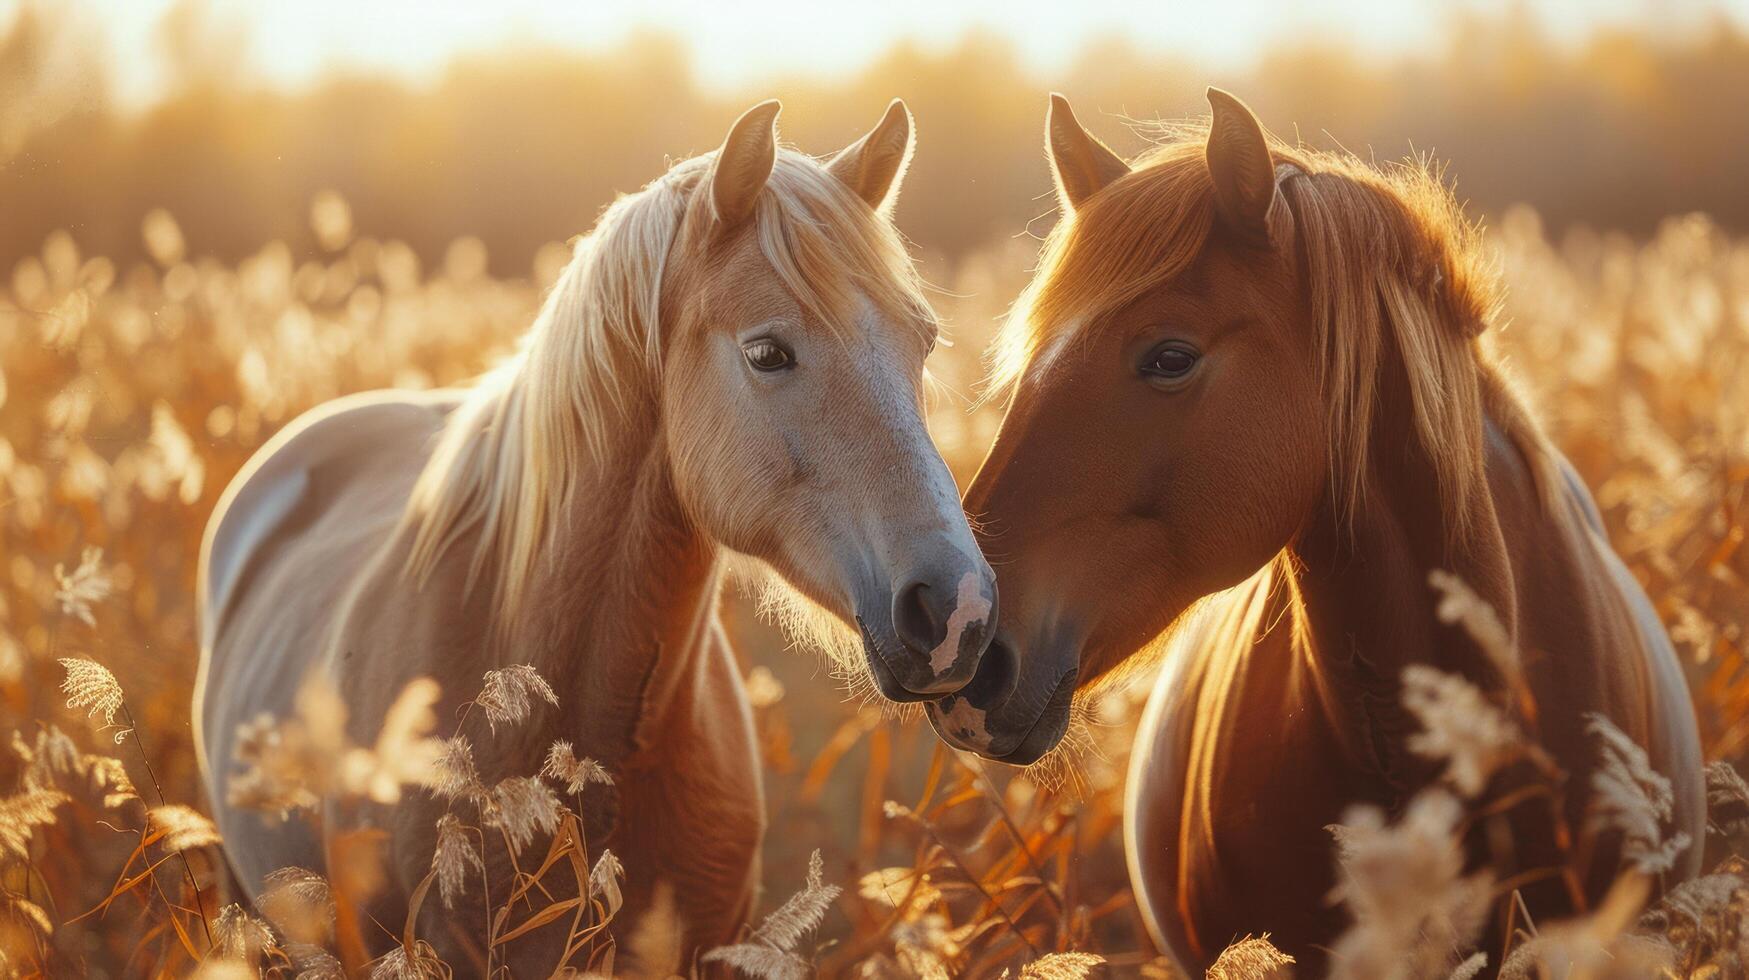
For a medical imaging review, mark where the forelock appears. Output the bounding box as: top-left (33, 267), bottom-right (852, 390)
top-left (987, 140), bottom-right (1217, 398)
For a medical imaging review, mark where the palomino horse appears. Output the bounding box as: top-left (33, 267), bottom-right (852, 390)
top-left (194, 100), bottom-right (997, 971)
top-left (930, 90), bottom-right (1703, 973)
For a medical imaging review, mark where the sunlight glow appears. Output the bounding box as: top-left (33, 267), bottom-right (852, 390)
top-left (23, 0), bottom-right (1749, 107)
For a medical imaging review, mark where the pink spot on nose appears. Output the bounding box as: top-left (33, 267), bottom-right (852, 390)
top-left (934, 697), bottom-right (991, 748)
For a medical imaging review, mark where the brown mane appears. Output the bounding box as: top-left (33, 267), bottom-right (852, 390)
top-left (994, 125), bottom-right (1582, 710)
top-left (993, 125), bottom-right (1528, 539)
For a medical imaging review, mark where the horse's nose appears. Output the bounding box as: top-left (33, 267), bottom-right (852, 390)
top-left (893, 580), bottom-right (946, 656)
top-left (957, 634), bottom-right (1022, 710)
top-left (891, 566), bottom-right (997, 694)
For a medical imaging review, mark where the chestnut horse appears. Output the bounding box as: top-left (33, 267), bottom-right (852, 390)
top-left (931, 90), bottom-right (1702, 973)
top-left (194, 100), bottom-right (996, 972)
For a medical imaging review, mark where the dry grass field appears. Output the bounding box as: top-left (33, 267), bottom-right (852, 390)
top-left (0, 191), bottom-right (1746, 978)
top-left (8, 2), bottom-right (1749, 975)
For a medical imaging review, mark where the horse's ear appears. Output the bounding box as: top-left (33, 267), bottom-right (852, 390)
top-left (1205, 87), bottom-right (1282, 240)
top-left (1046, 94), bottom-right (1129, 213)
top-left (711, 100), bottom-right (781, 229)
top-left (828, 99), bottom-right (915, 214)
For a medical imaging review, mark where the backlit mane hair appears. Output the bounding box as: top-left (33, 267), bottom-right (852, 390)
top-left (404, 147), bottom-right (932, 623)
top-left (991, 125), bottom-right (1508, 537)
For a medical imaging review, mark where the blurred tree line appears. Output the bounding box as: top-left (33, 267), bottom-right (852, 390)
top-left (3, 0), bottom-right (1749, 274)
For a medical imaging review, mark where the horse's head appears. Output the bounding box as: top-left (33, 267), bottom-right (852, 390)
top-left (928, 90), bottom-right (1331, 762)
top-left (660, 101), bottom-right (996, 701)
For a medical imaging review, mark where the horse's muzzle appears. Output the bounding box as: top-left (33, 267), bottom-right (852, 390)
top-left (855, 565), bottom-right (997, 701)
top-left (925, 635), bottom-right (1077, 765)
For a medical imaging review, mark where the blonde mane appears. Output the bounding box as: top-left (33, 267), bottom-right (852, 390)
top-left (404, 146), bottom-right (932, 623)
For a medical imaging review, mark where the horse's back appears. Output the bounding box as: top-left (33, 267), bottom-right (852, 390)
top-left (1554, 454), bottom-right (1705, 877)
top-left (194, 389), bottom-right (459, 891)
top-left (1505, 439), bottom-right (1704, 875)
top-left (199, 390), bottom-right (463, 641)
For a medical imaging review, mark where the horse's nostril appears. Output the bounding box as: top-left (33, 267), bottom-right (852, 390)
top-left (893, 579), bottom-right (947, 656)
top-left (957, 638), bottom-right (1019, 708)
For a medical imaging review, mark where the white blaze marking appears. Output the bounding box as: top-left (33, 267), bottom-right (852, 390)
top-left (1025, 319), bottom-right (1084, 385)
top-left (927, 571), bottom-right (992, 676)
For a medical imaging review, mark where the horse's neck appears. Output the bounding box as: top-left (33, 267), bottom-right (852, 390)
top-left (1285, 401), bottom-right (1522, 780)
top-left (504, 421), bottom-right (720, 770)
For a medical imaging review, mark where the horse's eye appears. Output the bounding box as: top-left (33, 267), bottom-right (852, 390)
top-left (1142, 343), bottom-right (1199, 382)
top-left (743, 339), bottom-right (793, 372)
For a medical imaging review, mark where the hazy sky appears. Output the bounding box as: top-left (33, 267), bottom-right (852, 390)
top-left (16, 0), bottom-right (1749, 106)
